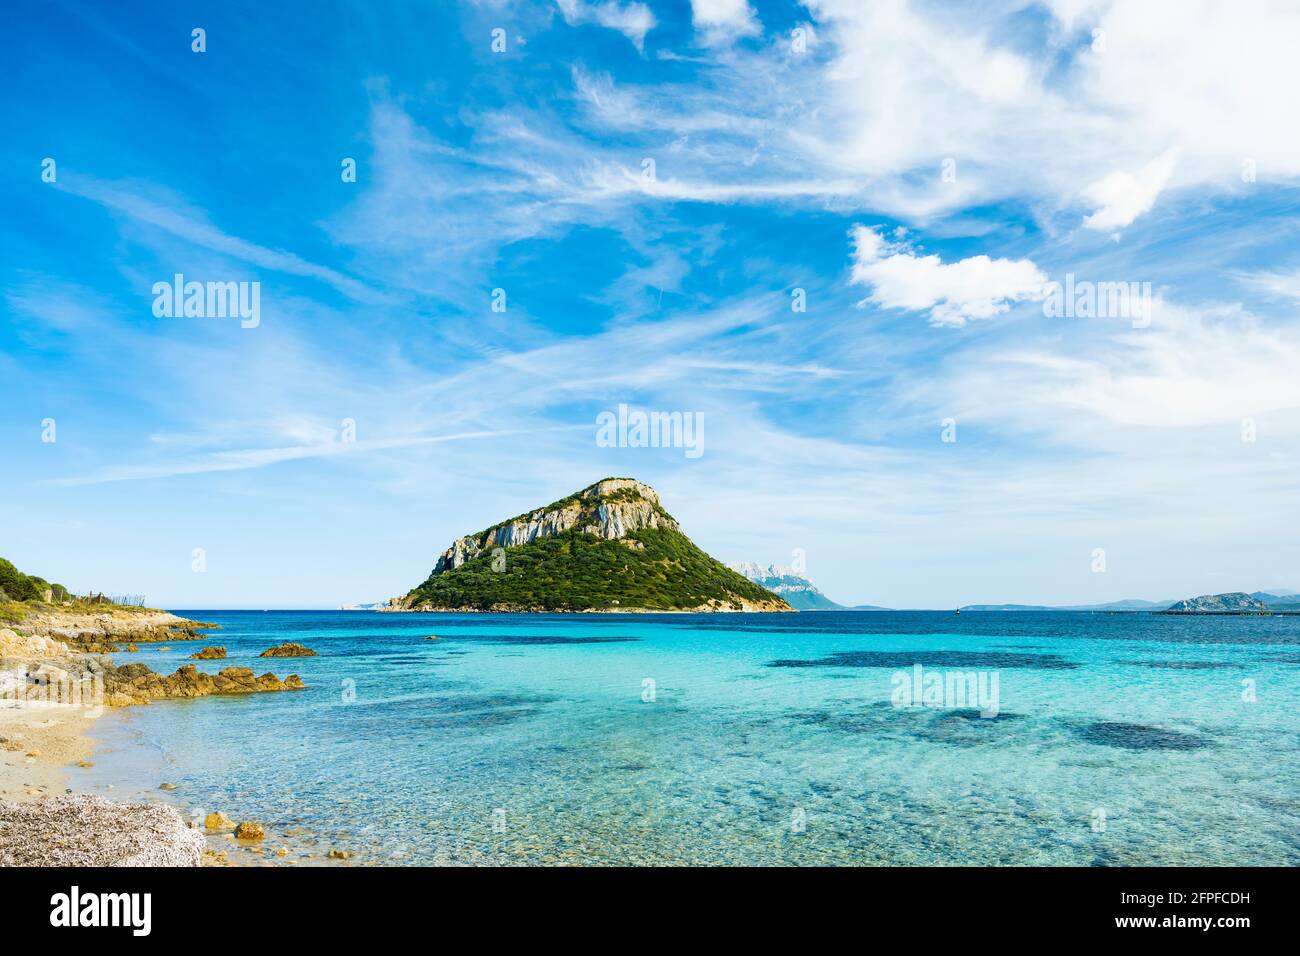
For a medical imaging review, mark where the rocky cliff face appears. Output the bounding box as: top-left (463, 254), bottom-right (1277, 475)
top-left (430, 478), bottom-right (680, 574)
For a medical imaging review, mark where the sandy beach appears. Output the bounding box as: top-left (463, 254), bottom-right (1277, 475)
top-left (0, 606), bottom-right (304, 867)
top-left (0, 699), bottom-right (96, 802)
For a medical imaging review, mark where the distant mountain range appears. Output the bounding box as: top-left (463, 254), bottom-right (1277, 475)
top-left (964, 590), bottom-right (1299, 613)
top-left (961, 599), bottom-right (1175, 612)
top-left (727, 563), bottom-right (887, 611)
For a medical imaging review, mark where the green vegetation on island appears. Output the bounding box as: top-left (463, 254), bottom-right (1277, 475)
top-left (397, 479), bottom-right (790, 613)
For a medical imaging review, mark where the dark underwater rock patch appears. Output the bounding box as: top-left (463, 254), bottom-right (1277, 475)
top-left (910, 709), bottom-right (1025, 746)
top-left (935, 708), bottom-right (1023, 721)
top-left (1124, 659), bottom-right (1242, 670)
top-left (789, 705), bottom-right (1024, 746)
top-left (1076, 721), bottom-right (1210, 751)
top-left (768, 650), bottom-right (1076, 670)
top-left (478, 634), bottom-right (640, 645)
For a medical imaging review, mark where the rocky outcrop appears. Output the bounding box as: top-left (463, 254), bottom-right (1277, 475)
top-left (190, 646), bottom-right (227, 660)
top-left (14, 608), bottom-right (217, 652)
top-left (428, 478), bottom-right (679, 574)
top-left (258, 642), bottom-right (317, 658)
top-left (102, 664), bottom-right (304, 706)
top-left (0, 627), bottom-right (72, 659)
top-left (1163, 592), bottom-right (1270, 614)
top-left (3, 642), bottom-right (303, 710)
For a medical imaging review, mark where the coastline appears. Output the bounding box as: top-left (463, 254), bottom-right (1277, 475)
top-left (382, 601), bottom-right (795, 614)
top-left (0, 606), bottom-right (302, 867)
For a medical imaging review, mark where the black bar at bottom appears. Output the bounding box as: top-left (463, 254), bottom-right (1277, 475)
top-left (0, 865), bottom-right (1286, 941)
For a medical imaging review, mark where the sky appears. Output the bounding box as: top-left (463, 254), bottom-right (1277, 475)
top-left (2, 0), bottom-right (1299, 609)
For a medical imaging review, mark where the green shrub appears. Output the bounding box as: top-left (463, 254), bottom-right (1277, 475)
top-left (408, 527), bottom-right (781, 611)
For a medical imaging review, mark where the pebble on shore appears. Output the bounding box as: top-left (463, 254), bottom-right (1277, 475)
top-left (0, 794), bottom-right (204, 866)
top-left (205, 811), bottom-right (235, 832)
top-left (234, 821), bottom-right (266, 841)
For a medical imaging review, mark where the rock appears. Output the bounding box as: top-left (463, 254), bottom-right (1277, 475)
top-left (99, 661), bottom-right (306, 705)
top-left (276, 846), bottom-right (289, 857)
top-left (125, 643), bottom-right (139, 652)
top-left (327, 848), bottom-right (352, 860)
top-left (204, 811), bottom-right (235, 832)
top-left (13, 609), bottom-right (219, 653)
top-left (0, 627), bottom-right (72, 658)
top-left (24, 749), bottom-right (41, 758)
top-left (159, 782), bottom-right (178, 791)
top-left (258, 642), bottom-right (317, 658)
top-left (189, 646), bottom-right (227, 660)
top-left (234, 821), bottom-right (265, 841)
top-left (284, 674), bottom-right (305, 689)
top-left (77, 761), bottom-right (93, 768)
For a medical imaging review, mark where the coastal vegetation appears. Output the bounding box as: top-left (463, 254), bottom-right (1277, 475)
top-left (0, 555), bottom-right (147, 624)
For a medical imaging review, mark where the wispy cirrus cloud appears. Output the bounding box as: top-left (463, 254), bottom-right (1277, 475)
top-left (49, 426), bottom-right (583, 486)
top-left (57, 176), bottom-right (380, 302)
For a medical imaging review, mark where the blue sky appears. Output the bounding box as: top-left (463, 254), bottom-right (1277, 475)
top-left (3, 0), bottom-right (1299, 608)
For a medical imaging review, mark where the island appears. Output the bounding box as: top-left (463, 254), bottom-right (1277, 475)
top-left (387, 478), bottom-right (791, 613)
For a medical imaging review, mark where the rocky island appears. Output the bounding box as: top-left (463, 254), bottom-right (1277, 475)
top-left (1162, 592), bottom-right (1272, 614)
top-left (389, 478), bottom-right (791, 613)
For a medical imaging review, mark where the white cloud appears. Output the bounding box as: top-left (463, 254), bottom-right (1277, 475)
top-left (1082, 150), bottom-right (1178, 233)
top-left (539, 1), bottom-right (1300, 229)
top-left (928, 296), bottom-right (1300, 432)
top-left (1239, 268), bottom-right (1300, 302)
top-left (51, 427), bottom-right (583, 486)
top-left (690, 0), bottom-right (760, 43)
top-left (60, 177), bottom-right (378, 302)
top-left (849, 225), bottom-right (1048, 327)
top-left (556, 0), bottom-right (656, 50)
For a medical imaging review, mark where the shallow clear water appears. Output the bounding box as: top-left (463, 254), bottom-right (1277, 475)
top-left (81, 610), bottom-right (1300, 866)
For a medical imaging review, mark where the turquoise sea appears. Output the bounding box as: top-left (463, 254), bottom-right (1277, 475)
top-left (81, 610), bottom-right (1300, 866)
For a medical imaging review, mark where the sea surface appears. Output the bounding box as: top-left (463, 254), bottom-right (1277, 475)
top-left (81, 610), bottom-right (1300, 866)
